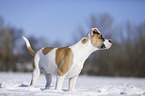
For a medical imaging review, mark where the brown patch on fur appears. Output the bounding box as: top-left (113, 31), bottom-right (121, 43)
top-left (55, 47), bottom-right (74, 76)
top-left (90, 34), bottom-right (103, 48)
top-left (94, 28), bottom-right (100, 33)
top-left (42, 47), bottom-right (54, 55)
top-left (82, 38), bottom-right (89, 44)
top-left (28, 46), bottom-right (35, 56)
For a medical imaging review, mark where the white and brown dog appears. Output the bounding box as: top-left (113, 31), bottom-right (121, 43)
top-left (23, 28), bottom-right (112, 91)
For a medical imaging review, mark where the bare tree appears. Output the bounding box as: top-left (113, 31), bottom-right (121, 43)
top-left (0, 25), bottom-right (23, 71)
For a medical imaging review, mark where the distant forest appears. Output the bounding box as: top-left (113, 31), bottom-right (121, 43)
top-left (0, 13), bottom-right (145, 77)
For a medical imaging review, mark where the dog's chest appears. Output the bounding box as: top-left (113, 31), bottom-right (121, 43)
top-left (65, 43), bottom-right (94, 78)
top-left (66, 61), bottom-right (84, 78)
top-left (65, 51), bottom-right (89, 78)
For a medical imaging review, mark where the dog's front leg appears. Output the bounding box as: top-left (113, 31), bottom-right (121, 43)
top-left (69, 75), bottom-right (78, 91)
top-left (55, 76), bottom-right (65, 91)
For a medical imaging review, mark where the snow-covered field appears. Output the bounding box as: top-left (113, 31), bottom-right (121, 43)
top-left (0, 72), bottom-right (145, 96)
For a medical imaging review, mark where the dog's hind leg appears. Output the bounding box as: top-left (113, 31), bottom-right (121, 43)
top-left (45, 73), bottom-right (52, 89)
top-left (30, 54), bottom-right (40, 87)
top-left (42, 69), bottom-right (52, 89)
top-left (30, 68), bottom-right (40, 87)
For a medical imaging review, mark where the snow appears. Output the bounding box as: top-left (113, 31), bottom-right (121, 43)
top-left (0, 72), bottom-right (145, 96)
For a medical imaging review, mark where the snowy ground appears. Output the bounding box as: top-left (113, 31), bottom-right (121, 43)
top-left (0, 72), bottom-right (145, 96)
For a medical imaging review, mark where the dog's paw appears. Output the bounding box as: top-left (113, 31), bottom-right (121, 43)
top-left (41, 86), bottom-right (50, 91)
top-left (69, 89), bottom-right (76, 92)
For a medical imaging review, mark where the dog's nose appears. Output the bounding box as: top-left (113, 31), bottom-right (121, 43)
top-left (108, 39), bottom-right (112, 43)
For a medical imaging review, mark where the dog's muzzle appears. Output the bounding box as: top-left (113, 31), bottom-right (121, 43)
top-left (101, 39), bottom-right (112, 49)
top-left (100, 44), bottom-right (106, 49)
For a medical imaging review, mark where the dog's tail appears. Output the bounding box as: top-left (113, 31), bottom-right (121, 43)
top-left (23, 36), bottom-right (35, 56)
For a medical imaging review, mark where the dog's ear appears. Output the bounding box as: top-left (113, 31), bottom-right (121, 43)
top-left (88, 28), bottom-right (93, 38)
top-left (88, 28), bottom-right (100, 38)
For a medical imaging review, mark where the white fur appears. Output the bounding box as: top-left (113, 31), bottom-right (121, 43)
top-left (22, 36), bottom-right (31, 47)
top-left (66, 38), bottom-right (97, 79)
top-left (39, 48), bottom-right (58, 75)
top-left (104, 39), bottom-right (112, 49)
top-left (23, 29), bottom-right (112, 91)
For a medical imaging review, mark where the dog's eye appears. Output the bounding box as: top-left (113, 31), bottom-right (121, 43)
top-left (93, 31), bottom-right (99, 34)
top-left (99, 35), bottom-right (105, 41)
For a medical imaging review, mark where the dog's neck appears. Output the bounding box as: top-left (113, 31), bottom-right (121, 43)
top-left (70, 37), bottom-right (98, 61)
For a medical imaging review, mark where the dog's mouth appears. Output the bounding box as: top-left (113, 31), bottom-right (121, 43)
top-left (100, 43), bottom-right (106, 49)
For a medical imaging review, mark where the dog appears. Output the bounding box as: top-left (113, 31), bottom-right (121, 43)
top-left (23, 28), bottom-right (112, 91)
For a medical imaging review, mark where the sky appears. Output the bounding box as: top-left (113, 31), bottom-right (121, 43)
top-left (0, 0), bottom-right (145, 46)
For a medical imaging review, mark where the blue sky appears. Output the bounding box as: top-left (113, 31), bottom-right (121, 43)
top-left (0, 0), bottom-right (145, 46)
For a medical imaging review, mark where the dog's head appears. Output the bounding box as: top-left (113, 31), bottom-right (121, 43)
top-left (88, 28), bottom-right (112, 50)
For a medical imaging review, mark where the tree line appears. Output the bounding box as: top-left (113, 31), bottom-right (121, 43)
top-left (80, 14), bottom-right (145, 77)
top-left (0, 14), bottom-right (145, 77)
